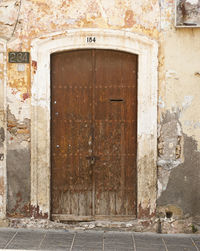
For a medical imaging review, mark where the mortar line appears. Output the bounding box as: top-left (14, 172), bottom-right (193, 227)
top-left (70, 232), bottom-right (76, 251)
top-left (4, 230), bottom-right (18, 249)
top-left (131, 233), bottom-right (136, 251)
top-left (102, 232), bottom-right (105, 251)
top-left (162, 237), bottom-right (168, 251)
top-left (191, 238), bottom-right (200, 251)
top-left (38, 232), bottom-right (47, 249)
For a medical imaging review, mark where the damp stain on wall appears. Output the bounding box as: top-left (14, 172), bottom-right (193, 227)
top-left (158, 133), bottom-right (200, 217)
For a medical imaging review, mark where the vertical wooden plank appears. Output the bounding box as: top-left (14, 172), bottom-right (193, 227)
top-left (70, 194), bottom-right (79, 215)
top-left (96, 192), bottom-right (109, 216)
top-left (78, 191), bottom-right (93, 216)
top-left (108, 192), bottom-right (116, 215)
top-left (65, 191), bottom-right (71, 215)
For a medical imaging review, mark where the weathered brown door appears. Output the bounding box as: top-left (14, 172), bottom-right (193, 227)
top-left (51, 49), bottom-right (137, 221)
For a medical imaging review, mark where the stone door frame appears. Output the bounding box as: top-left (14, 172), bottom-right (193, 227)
top-left (31, 29), bottom-right (158, 219)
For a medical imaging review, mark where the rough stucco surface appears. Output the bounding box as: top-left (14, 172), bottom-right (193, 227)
top-left (0, 0), bottom-right (160, 42)
top-left (158, 27), bottom-right (200, 222)
top-left (158, 133), bottom-right (200, 217)
top-left (0, 0), bottom-right (199, 230)
top-left (6, 106), bottom-right (30, 217)
top-left (7, 149), bottom-right (30, 216)
top-left (0, 40), bottom-right (6, 219)
top-left (1, 0), bottom-right (160, 218)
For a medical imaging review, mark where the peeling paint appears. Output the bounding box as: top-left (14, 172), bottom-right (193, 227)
top-left (0, 0), bottom-right (199, 228)
top-left (7, 106), bottom-right (30, 139)
top-left (0, 154), bottom-right (4, 161)
top-left (0, 127), bottom-right (5, 144)
top-left (182, 96), bottom-right (193, 110)
top-left (157, 111), bottom-right (184, 199)
top-left (0, 39), bottom-right (6, 219)
top-left (7, 87), bottom-right (30, 122)
top-left (29, 205), bottom-right (48, 219)
top-left (158, 134), bottom-right (200, 217)
top-left (7, 149), bottom-right (30, 217)
top-left (124, 10), bottom-right (135, 27)
top-left (32, 60), bottom-right (37, 74)
top-left (22, 92), bottom-right (29, 101)
top-left (7, 62), bottom-right (31, 100)
top-left (138, 202), bottom-right (156, 219)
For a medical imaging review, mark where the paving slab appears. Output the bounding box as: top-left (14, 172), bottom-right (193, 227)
top-left (104, 232), bottom-right (133, 250)
top-left (192, 237), bottom-right (200, 248)
top-left (72, 231), bottom-right (103, 250)
top-left (6, 230), bottom-right (45, 250)
top-left (163, 236), bottom-right (194, 247)
top-left (0, 228), bottom-right (199, 250)
top-left (135, 242), bottom-right (166, 249)
top-left (40, 231), bottom-right (74, 250)
top-left (0, 229), bottom-right (17, 249)
top-left (103, 249), bottom-right (134, 251)
top-left (166, 247), bottom-right (197, 251)
top-left (135, 248), bottom-right (165, 251)
top-left (134, 234), bottom-right (163, 245)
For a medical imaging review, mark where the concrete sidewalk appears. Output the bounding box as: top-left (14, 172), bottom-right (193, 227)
top-left (0, 228), bottom-right (199, 250)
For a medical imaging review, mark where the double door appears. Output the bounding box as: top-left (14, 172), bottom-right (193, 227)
top-left (51, 49), bottom-right (137, 220)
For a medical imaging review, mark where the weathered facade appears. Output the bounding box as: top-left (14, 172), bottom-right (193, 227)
top-left (0, 0), bottom-right (200, 233)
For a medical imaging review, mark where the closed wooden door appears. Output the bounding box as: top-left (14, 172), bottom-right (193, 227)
top-left (51, 49), bottom-right (137, 221)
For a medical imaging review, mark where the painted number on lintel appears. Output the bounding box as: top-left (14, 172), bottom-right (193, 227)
top-left (86, 37), bottom-right (96, 43)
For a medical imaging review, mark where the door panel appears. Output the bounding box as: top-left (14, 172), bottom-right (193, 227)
top-left (94, 50), bottom-right (137, 216)
top-left (51, 49), bottom-right (137, 219)
top-left (51, 50), bottom-right (93, 216)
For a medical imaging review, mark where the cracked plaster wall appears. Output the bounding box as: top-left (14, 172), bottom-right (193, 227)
top-left (0, 0), bottom-right (200, 221)
top-left (158, 24), bottom-right (200, 219)
top-left (0, 39), bottom-right (6, 219)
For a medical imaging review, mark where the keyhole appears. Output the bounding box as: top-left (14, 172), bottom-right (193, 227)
top-left (91, 157), bottom-right (95, 165)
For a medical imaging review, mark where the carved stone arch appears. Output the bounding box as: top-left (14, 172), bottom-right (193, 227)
top-left (31, 29), bottom-right (158, 218)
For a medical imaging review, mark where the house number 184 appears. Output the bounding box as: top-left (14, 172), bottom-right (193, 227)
top-left (86, 37), bottom-right (96, 43)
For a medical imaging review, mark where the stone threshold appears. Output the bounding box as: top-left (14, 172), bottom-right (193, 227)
top-left (0, 217), bottom-right (198, 234)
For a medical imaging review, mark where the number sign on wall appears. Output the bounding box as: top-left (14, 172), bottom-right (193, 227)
top-left (9, 52), bottom-right (30, 63)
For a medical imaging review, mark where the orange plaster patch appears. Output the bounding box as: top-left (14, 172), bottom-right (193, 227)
top-left (23, 92), bottom-right (30, 101)
top-left (142, 3), bottom-right (153, 13)
top-left (17, 129), bottom-right (30, 134)
top-left (7, 51), bottom-right (31, 99)
top-left (124, 10), bottom-right (136, 28)
top-left (32, 60), bottom-right (37, 74)
top-left (0, 177), bottom-right (4, 195)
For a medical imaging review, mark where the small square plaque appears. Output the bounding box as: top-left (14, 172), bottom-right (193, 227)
top-left (9, 52), bottom-right (30, 63)
top-left (17, 64), bottom-right (25, 72)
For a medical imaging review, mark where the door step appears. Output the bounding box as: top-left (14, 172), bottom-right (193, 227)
top-left (51, 214), bottom-right (136, 222)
